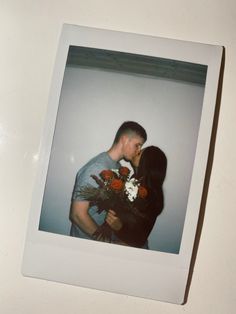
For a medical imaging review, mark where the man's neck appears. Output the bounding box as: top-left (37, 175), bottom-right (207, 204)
top-left (107, 144), bottom-right (123, 162)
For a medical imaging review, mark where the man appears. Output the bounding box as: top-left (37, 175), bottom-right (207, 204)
top-left (69, 121), bottom-right (147, 240)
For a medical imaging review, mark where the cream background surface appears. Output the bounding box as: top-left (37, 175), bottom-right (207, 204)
top-left (1, 1), bottom-right (235, 313)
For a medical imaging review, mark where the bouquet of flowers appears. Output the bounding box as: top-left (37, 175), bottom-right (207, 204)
top-left (77, 166), bottom-right (148, 242)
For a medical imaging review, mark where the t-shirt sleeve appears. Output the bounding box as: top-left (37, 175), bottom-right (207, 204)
top-left (71, 162), bottom-right (104, 201)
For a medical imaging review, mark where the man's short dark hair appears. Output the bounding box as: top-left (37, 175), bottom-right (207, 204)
top-left (113, 121), bottom-right (147, 144)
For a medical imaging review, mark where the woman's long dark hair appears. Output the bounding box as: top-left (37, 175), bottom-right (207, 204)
top-left (114, 146), bottom-right (167, 247)
top-left (136, 146), bottom-right (167, 217)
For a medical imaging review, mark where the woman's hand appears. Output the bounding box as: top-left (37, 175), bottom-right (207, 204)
top-left (106, 210), bottom-right (123, 231)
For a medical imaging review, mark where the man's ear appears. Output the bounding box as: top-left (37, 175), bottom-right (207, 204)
top-left (120, 134), bottom-right (129, 145)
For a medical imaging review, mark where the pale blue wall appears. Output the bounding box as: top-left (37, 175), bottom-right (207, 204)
top-left (39, 65), bottom-right (205, 254)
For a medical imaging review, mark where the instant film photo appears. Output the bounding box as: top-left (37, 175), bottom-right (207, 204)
top-left (22, 24), bottom-right (223, 304)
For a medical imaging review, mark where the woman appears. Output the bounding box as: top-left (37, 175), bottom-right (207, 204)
top-left (106, 145), bottom-right (167, 248)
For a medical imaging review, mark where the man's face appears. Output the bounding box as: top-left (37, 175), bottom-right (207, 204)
top-left (131, 148), bottom-right (144, 168)
top-left (122, 134), bottom-right (144, 161)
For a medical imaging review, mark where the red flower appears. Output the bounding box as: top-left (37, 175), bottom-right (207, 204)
top-left (138, 186), bottom-right (148, 199)
top-left (110, 178), bottom-right (124, 191)
top-left (119, 166), bottom-right (130, 177)
top-left (100, 169), bottom-right (114, 181)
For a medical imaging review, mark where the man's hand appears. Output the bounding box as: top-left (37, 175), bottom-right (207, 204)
top-left (106, 210), bottom-right (123, 231)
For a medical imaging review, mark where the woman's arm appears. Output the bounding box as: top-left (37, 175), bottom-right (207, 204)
top-left (106, 209), bottom-right (156, 248)
top-left (116, 215), bottom-right (154, 248)
top-left (105, 210), bottom-right (123, 231)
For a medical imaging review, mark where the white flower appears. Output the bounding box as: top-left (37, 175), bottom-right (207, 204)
top-left (111, 169), bottom-right (120, 176)
top-left (125, 178), bottom-right (140, 202)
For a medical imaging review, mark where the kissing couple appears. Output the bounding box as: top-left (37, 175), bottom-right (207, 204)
top-left (70, 121), bottom-right (167, 249)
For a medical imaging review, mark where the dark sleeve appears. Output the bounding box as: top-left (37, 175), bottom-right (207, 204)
top-left (115, 208), bottom-right (158, 248)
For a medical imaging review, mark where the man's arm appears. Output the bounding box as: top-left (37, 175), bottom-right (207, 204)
top-left (69, 200), bottom-right (98, 236)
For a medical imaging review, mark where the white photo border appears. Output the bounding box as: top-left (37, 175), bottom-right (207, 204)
top-left (22, 24), bottom-right (223, 304)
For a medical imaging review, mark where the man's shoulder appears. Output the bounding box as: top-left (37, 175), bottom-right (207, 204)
top-left (73, 152), bottom-right (121, 191)
top-left (76, 152), bottom-right (108, 180)
top-left (79, 152), bottom-right (107, 172)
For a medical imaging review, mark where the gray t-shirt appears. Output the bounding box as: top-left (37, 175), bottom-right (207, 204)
top-left (70, 152), bottom-right (120, 239)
